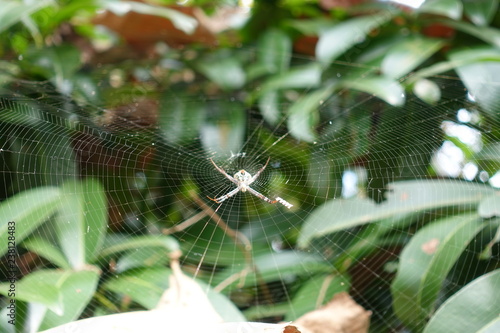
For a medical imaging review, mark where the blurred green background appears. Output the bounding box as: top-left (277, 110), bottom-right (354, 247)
top-left (0, 0), bottom-right (500, 332)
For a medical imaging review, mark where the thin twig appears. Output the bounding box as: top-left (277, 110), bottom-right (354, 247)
top-left (190, 193), bottom-right (274, 304)
top-left (163, 210), bottom-right (207, 234)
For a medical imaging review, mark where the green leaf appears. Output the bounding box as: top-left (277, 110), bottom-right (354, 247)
top-left (21, 236), bottom-right (70, 269)
top-left (200, 102), bottom-right (246, 156)
top-left (197, 57), bottom-right (246, 90)
top-left (38, 270), bottom-right (100, 331)
top-left (298, 198), bottom-right (378, 248)
top-left (56, 179), bottom-right (106, 268)
top-left (0, 270), bottom-right (61, 313)
top-left (477, 142), bottom-right (500, 160)
top-left (478, 194), bottom-right (500, 218)
top-left (159, 93), bottom-right (204, 145)
top-left (213, 251), bottom-right (332, 290)
top-left (0, 186), bottom-right (60, 257)
top-left (82, 179), bottom-right (107, 263)
top-left (285, 17), bottom-right (335, 36)
top-left (201, 280), bottom-right (246, 322)
top-left (100, 234), bottom-right (180, 258)
top-left (463, 0), bottom-right (499, 26)
top-left (440, 19), bottom-right (500, 48)
top-left (254, 63), bottom-right (322, 99)
top-left (340, 76), bottom-right (405, 106)
top-left (298, 180), bottom-right (494, 247)
top-left (316, 12), bottom-right (394, 65)
top-left (102, 267), bottom-right (245, 321)
top-left (391, 214), bottom-right (487, 331)
top-left (413, 78), bottom-right (441, 104)
top-left (423, 269), bottom-right (500, 333)
top-left (284, 274), bottom-right (350, 321)
top-left (0, 0), bottom-right (55, 34)
top-left (448, 47), bottom-right (500, 115)
top-left (259, 91), bottom-right (281, 126)
top-left (55, 181), bottom-right (85, 268)
top-left (103, 267), bottom-right (170, 309)
top-left (115, 247), bottom-right (171, 273)
top-left (418, 0), bottom-right (463, 20)
top-left (287, 84), bottom-right (335, 143)
top-left (105, 1), bottom-right (197, 34)
top-left (381, 36), bottom-right (444, 79)
top-left (25, 45), bottom-right (82, 91)
top-left (257, 28), bottom-right (292, 73)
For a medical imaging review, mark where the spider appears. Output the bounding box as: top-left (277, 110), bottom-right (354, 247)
top-left (208, 157), bottom-right (293, 209)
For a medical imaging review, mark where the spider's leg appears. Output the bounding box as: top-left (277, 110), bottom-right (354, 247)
top-left (247, 187), bottom-right (293, 209)
top-left (207, 187), bottom-right (241, 204)
top-left (246, 186), bottom-right (277, 204)
top-left (248, 157), bottom-right (271, 185)
top-left (210, 158), bottom-right (239, 185)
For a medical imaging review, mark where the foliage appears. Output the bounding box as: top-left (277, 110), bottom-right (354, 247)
top-left (0, 0), bottom-right (500, 332)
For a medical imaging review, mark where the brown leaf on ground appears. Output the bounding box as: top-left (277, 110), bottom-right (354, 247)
top-left (93, 0), bottom-right (247, 55)
top-left (293, 292), bottom-right (371, 333)
top-left (283, 325), bottom-right (302, 333)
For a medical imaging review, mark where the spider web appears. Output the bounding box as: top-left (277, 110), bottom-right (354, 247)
top-left (0, 40), bottom-right (499, 332)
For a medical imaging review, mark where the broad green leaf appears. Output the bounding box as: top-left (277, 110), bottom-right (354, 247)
top-left (476, 142), bottom-right (500, 162)
top-left (25, 45), bottom-right (82, 92)
top-left (479, 219), bottom-right (500, 260)
top-left (38, 269), bottom-right (100, 331)
top-left (0, 97), bottom-right (78, 187)
top-left (298, 198), bottom-right (378, 248)
top-left (423, 269), bottom-right (500, 333)
top-left (54, 179), bottom-right (105, 268)
top-left (413, 78), bottom-right (441, 104)
top-left (0, 186), bottom-right (60, 256)
top-left (449, 48), bottom-right (500, 115)
top-left (409, 51), bottom-right (500, 83)
top-left (244, 303), bottom-right (291, 320)
top-left (197, 57), bottom-right (246, 90)
top-left (463, 0), bottom-right (499, 26)
top-left (253, 63), bottom-right (322, 99)
top-left (285, 17), bottom-right (335, 36)
top-left (100, 235), bottom-right (180, 258)
top-left (287, 85), bottom-right (335, 143)
top-left (160, 93), bottom-right (204, 145)
top-left (259, 91), bottom-right (281, 126)
top-left (56, 181), bottom-right (84, 268)
top-left (105, 1), bottom-right (197, 34)
top-left (0, 0), bottom-right (54, 33)
top-left (21, 236), bottom-right (70, 269)
top-left (316, 12), bottom-right (394, 65)
top-left (55, 189), bottom-right (83, 268)
top-left (381, 36), bottom-right (444, 79)
top-left (340, 76), bottom-right (405, 106)
top-left (441, 20), bottom-right (500, 48)
top-left (115, 247), bottom-right (171, 273)
top-left (418, 0), bottom-right (463, 20)
top-left (298, 180), bottom-right (494, 247)
top-left (103, 267), bottom-right (170, 309)
top-left (478, 194), bottom-right (500, 218)
top-left (0, 270), bottom-right (61, 313)
top-left (391, 214), bottom-right (487, 331)
top-left (258, 29), bottom-right (292, 73)
top-left (82, 178), bottom-right (107, 263)
top-left (200, 102), bottom-right (246, 156)
top-left (212, 251), bottom-right (332, 290)
top-left (201, 280), bottom-right (246, 322)
top-left (103, 267), bottom-right (245, 321)
top-left (285, 274), bottom-right (350, 321)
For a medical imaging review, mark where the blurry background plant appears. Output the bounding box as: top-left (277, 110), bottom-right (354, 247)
top-left (0, 0), bottom-right (499, 332)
